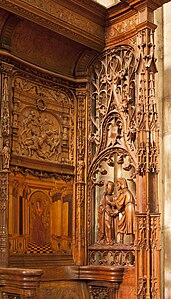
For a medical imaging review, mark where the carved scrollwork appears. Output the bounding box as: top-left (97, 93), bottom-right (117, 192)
top-left (10, 166), bottom-right (73, 182)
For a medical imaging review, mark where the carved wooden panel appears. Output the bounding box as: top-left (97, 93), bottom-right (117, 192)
top-left (12, 76), bottom-right (74, 166)
top-left (87, 45), bottom-right (136, 266)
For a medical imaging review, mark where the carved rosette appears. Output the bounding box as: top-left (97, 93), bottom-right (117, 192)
top-left (74, 90), bottom-right (86, 265)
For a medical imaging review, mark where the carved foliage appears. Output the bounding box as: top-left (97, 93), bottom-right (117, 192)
top-left (88, 46), bottom-right (136, 187)
top-left (88, 286), bottom-right (108, 299)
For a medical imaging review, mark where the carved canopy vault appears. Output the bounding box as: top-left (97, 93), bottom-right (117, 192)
top-left (0, 0), bottom-right (165, 298)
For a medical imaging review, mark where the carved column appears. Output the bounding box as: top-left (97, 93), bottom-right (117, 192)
top-left (135, 2), bottom-right (161, 298)
top-left (74, 90), bottom-right (87, 265)
top-left (0, 62), bottom-right (13, 267)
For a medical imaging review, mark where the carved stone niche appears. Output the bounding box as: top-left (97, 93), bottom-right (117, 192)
top-left (79, 265), bottom-right (124, 299)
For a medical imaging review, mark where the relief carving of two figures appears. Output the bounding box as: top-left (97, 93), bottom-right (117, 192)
top-left (97, 178), bottom-right (135, 245)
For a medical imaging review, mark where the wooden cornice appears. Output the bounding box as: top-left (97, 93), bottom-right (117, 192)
top-left (0, 0), bottom-right (106, 51)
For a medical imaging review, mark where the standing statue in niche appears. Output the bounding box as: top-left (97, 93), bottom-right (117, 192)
top-left (112, 177), bottom-right (135, 245)
top-left (2, 139), bottom-right (10, 169)
top-left (97, 181), bottom-right (117, 245)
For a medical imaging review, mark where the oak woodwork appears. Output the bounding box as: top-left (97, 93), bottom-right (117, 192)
top-left (0, 268), bottom-right (43, 298)
top-left (0, 0), bottom-right (165, 298)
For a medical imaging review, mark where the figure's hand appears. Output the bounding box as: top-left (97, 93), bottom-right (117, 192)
top-left (113, 209), bottom-right (119, 216)
top-left (106, 199), bottom-right (112, 205)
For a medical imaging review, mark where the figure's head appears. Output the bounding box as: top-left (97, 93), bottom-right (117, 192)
top-left (116, 177), bottom-right (128, 190)
top-left (106, 181), bottom-right (114, 195)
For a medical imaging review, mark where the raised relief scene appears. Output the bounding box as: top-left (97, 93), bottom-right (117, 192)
top-left (88, 46), bottom-right (136, 266)
top-left (12, 76), bottom-right (74, 166)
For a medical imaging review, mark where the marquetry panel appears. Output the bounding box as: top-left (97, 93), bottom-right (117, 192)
top-left (8, 171), bottom-right (73, 259)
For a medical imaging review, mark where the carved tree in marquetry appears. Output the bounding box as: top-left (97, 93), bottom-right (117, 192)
top-left (88, 46), bottom-right (136, 266)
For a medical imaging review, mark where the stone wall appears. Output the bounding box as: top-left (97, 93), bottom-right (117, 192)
top-left (155, 3), bottom-right (171, 298)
